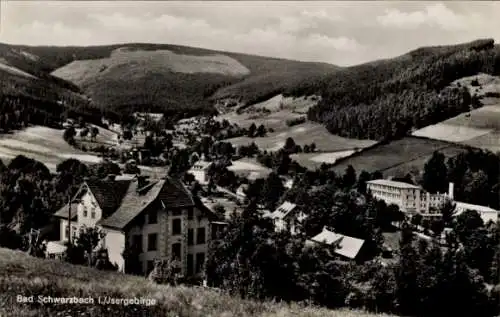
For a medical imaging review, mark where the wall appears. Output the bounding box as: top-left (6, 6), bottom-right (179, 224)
top-left (127, 209), bottom-right (163, 274)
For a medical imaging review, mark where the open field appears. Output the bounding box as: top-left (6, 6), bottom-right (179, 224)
top-left (0, 126), bottom-right (102, 171)
top-left (413, 103), bottom-right (500, 152)
top-left (227, 122), bottom-right (376, 152)
top-left (0, 247), bottom-right (391, 317)
top-left (291, 150), bottom-right (358, 170)
top-left (228, 158), bottom-right (273, 180)
top-left (412, 74), bottom-right (500, 152)
top-left (330, 136), bottom-right (470, 177)
top-left (52, 48), bottom-right (251, 85)
top-left (0, 59), bottom-right (37, 79)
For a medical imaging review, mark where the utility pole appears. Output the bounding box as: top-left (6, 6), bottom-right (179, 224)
top-left (68, 194), bottom-right (72, 245)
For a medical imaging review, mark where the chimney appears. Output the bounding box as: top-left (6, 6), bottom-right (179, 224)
top-left (448, 182), bottom-right (454, 200)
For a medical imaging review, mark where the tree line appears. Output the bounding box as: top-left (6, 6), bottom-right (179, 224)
top-left (285, 39), bottom-right (500, 140)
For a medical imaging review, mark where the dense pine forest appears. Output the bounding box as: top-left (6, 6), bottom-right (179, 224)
top-left (286, 39), bottom-right (500, 140)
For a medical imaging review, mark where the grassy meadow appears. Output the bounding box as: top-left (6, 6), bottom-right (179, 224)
top-left (0, 247), bottom-right (393, 317)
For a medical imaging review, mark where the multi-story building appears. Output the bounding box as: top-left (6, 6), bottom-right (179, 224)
top-left (50, 175), bottom-right (224, 277)
top-left (366, 179), bottom-right (453, 217)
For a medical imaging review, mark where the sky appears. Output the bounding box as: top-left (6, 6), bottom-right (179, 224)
top-left (1, 1), bottom-right (499, 66)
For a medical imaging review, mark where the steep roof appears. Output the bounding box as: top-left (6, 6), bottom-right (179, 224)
top-left (85, 179), bottom-right (132, 215)
top-left (98, 177), bottom-right (195, 230)
top-left (53, 203), bottom-right (79, 220)
top-left (309, 228), bottom-right (365, 260)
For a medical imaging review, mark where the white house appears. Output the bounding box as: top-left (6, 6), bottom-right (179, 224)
top-left (50, 175), bottom-right (225, 276)
top-left (263, 201), bottom-right (306, 235)
top-left (188, 160), bottom-right (212, 185)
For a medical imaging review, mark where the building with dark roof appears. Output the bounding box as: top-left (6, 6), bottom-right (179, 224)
top-left (51, 175), bottom-right (224, 276)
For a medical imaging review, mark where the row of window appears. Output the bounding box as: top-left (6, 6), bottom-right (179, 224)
top-left (146, 209), bottom-right (197, 225)
top-left (82, 207), bottom-right (96, 219)
top-left (132, 227), bottom-right (206, 252)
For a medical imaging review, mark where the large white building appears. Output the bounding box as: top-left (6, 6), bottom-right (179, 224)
top-left (367, 179), bottom-right (499, 222)
top-left (366, 179), bottom-right (453, 217)
top-left (49, 175), bottom-right (225, 277)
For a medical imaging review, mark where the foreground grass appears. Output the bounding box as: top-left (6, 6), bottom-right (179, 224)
top-left (0, 248), bottom-right (393, 317)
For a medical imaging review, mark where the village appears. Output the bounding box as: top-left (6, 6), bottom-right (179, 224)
top-left (31, 111), bottom-right (498, 284)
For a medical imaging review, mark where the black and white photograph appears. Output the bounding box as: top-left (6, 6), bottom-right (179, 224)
top-left (0, 1), bottom-right (499, 316)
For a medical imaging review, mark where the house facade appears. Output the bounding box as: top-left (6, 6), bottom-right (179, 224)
top-left (51, 175), bottom-right (224, 277)
top-left (366, 179), bottom-right (452, 217)
top-left (188, 160), bottom-right (212, 185)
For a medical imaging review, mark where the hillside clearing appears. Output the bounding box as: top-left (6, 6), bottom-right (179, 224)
top-left (0, 60), bottom-right (37, 79)
top-left (0, 247), bottom-right (391, 317)
top-left (291, 150), bottom-right (359, 170)
top-left (330, 136), bottom-right (469, 177)
top-left (52, 48), bottom-right (250, 85)
top-left (226, 122), bottom-right (376, 153)
top-left (0, 126), bottom-right (102, 172)
top-left (412, 99), bottom-right (500, 152)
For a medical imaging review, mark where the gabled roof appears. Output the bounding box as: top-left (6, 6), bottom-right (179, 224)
top-left (264, 201), bottom-right (297, 220)
top-left (309, 228), bottom-right (365, 260)
top-left (53, 203), bottom-right (79, 220)
top-left (367, 179), bottom-right (421, 190)
top-left (85, 179), bottom-right (132, 215)
top-left (98, 177), bottom-right (195, 230)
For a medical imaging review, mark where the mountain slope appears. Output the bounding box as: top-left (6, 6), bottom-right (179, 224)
top-left (0, 43), bottom-right (338, 115)
top-left (287, 39), bottom-right (500, 141)
top-left (0, 247), bottom-right (392, 317)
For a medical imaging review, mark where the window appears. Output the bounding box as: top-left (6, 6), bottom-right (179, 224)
top-left (83, 208), bottom-right (88, 217)
top-left (147, 233), bottom-right (157, 251)
top-left (91, 210), bottom-right (96, 219)
top-left (171, 243), bottom-right (181, 261)
top-left (188, 209), bottom-right (194, 220)
top-left (188, 229), bottom-right (194, 246)
top-left (132, 234), bottom-right (143, 252)
top-left (148, 210), bottom-right (158, 224)
top-left (187, 254), bottom-right (194, 276)
top-left (147, 260), bottom-right (155, 274)
top-left (197, 227), bottom-right (206, 245)
top-left (172, 219), bottom-right (182, 235)
top-left (195, 252), bottom-right (205, 274)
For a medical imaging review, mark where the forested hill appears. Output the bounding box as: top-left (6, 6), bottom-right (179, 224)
top-left (0, 42), bottom-right (338, 118)
top-left (287, 39), bottom-right (500, 141)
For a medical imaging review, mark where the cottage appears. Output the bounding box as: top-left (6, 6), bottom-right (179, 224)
top-left (263, 201), bottom-right (306, 235)
top-left (50, 175), bottom-right (224, 276)
top-left (306, 227), bottom-right (367, 262)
